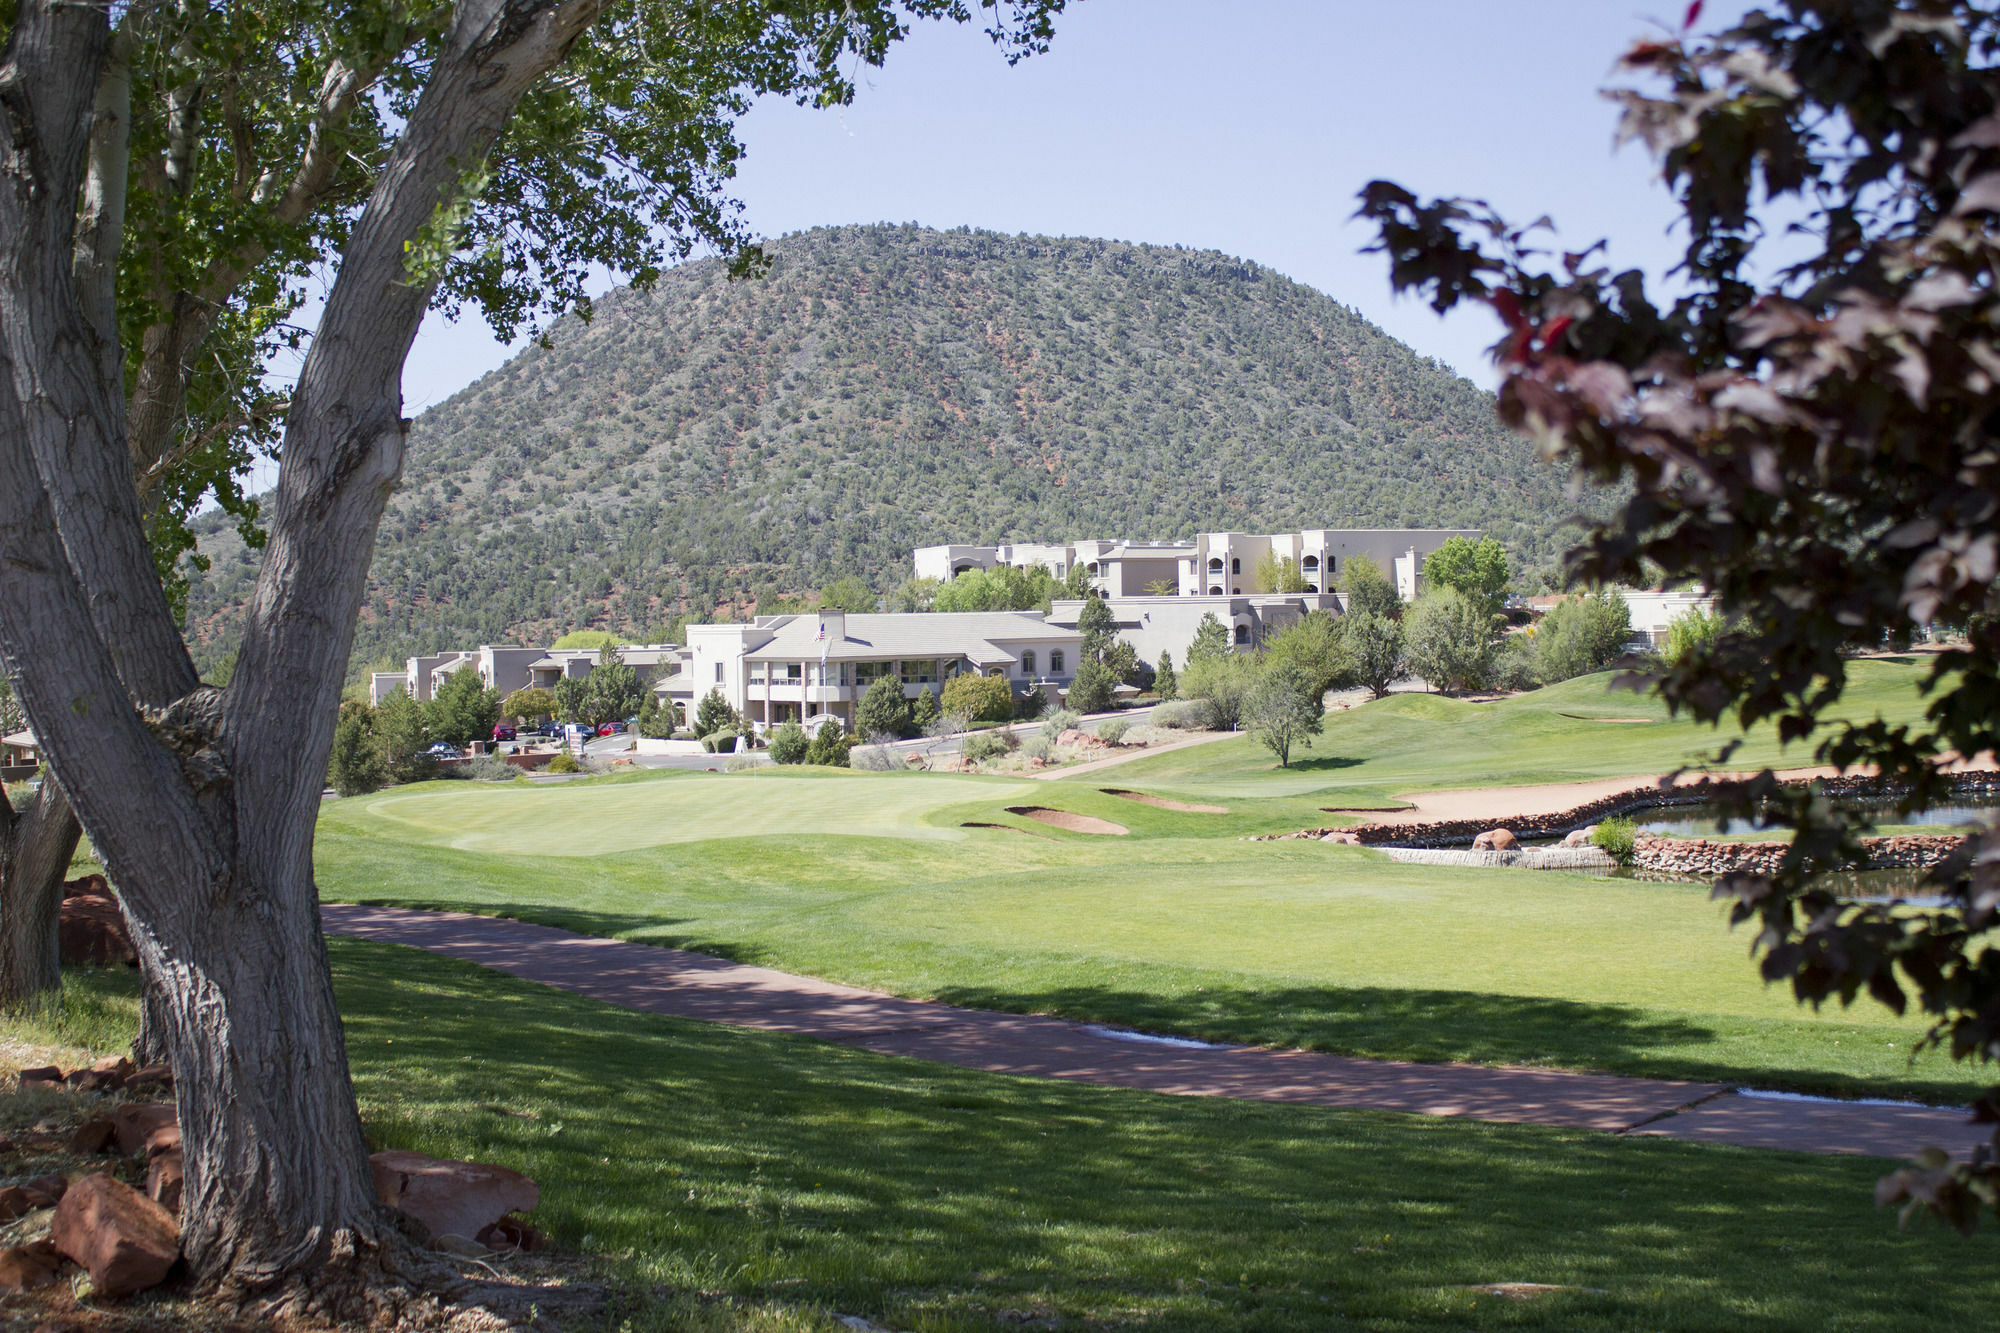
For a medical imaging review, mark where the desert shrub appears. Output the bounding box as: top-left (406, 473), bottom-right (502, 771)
top-left (1151, 699), bottom-right (1218, 730)
top-left (1489, 633), bottom-right (1541, 692)
top-left (458, 754), bottom-right (517, 781)
top-left (851, 742), bottom-right (901, 771)
top-left (1019, 734), bottom-right (1054, 762)
top-left (545, 751), bottom-right (581, 774)
top-left (1181, 653), bottom-right (1255, 728)
top-left (1592, 817), bottom-right (1638, 864)
top-left (942, 673), bottom-right (1014, 723)
top-left (1096, 717), bottom-right (1130, 745)
top-left (961, 730), bottom-right (1014, 763)
top-left (767, 720), bottom-right (809, 765)
top-left (723, 754), bottom-right (761, 772)
top-left (1039, 708), bottom-right (1081, 739)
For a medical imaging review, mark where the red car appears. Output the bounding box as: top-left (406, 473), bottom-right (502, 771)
top-left (492, 725), bottom-right (516, 742)
top-left (596, 722), bottom-right (617, 736)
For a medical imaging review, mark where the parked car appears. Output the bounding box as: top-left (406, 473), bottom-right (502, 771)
top-left (426, 742), bottom-right (462, 758)
top-left (492, 725), bottom-right (516, 742)
top-left (595, 722), bottom-right (618, 737)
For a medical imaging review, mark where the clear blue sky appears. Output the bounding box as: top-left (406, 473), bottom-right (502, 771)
top-left (396, 0), bottom-right (1732, 415)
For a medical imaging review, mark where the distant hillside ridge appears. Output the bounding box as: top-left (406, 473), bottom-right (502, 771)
top-left (181, 222), bottom-right (1586, 672)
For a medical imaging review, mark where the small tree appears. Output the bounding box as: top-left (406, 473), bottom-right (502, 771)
top-left (818, 575), bottom-right (878, 612)
top-left (427, 668), bottom-right (501, 748)
top-left (501, 687), bottom-right (557, 723)
top-left (1340, 555), bottom-right (1403, 620)
top-left (584, 645), bottom-right (646, 725)
top-left (327, 707), bottom-right (386, 797)
top-left (1338, 611), bottom-right (1406, 700)
top-left (1244, 662), bottom-right (1325, 767)
top-left (767, 720), bottom-right (809, 765)
top-left (551, 676), bottom-right (591, 727)
top-left (1404, 588), bottom-right (1498, 693)
top-left (1263, 611), bottom-right (1349, 699)
top-left (855, 675), bottom-right (913, 739)
top-left (374, 688), bottom-right (435, 784)
top-left (1535, 589), bottom-right (1633, 684)
top-left (1181, 652), bottom-right (1257, 729)
top-left (694, 687), bottom-right (738, 739)
top-left (1253, 550), bottom-right (1310, 593)
top-left (1154, 651), bottom-right (1179, 701)
top-left (1662, 605), bottom-right (1725, 667)
top-left (1076, 595), bottom-right (1118, 663)
top-left (1014, 681), bottom-right (1048, 719)
top-left (1422, 537), bottom-right (1510, 618)
top-left (1186, 611), bottom-right (1232, 667)
top-left (941, 674), bottom-right (1014, 723)
top-left (887, 577), bottom-right (939, 612)
top-left (636, 694), bottom-right (676, 739)
top-left (552, 630), bottom-right (621, 651)
top-left (910, 685), bottom-right (941, 733)
top-left (805, 720), bottom-right (853, 767)
top-left (1065, 658), bottom-right (1117, 713)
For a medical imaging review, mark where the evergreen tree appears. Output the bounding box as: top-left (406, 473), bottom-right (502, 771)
top-left (583, 645), bottom-right (645, 725)
top-left (694, 687), bottom-right (738, 739)
top-left (1076, 594), bottom-right (1118, 663)
top-left (1066, 658), bottom-right (1117, 713)
top-left (768, 719), bottom-right (809, 764)
top-left (552, 676), bottom-right (590, 726)
top-left (805, 719), bottom-right (853, 767)
top-left (855, 674), bottom-right (913, 739)
top-left (327, 707), bottom-right (386, 797)
top-left (374, 688), bottom-right (435, 783)
top-left (1155, 651), bottom-right (1179, 701)
top-left (1014, 681), bottom-right (1048, 719)
top-left (427, 667), bottom-right (500, 747)
top-left (910, 684), bottom-right (941, 732)
top-left (1186, 611), bottom-right (1231, 666)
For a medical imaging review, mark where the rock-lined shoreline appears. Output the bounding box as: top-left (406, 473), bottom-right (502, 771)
top-left (1629, 832), bottom-right (1968, 878)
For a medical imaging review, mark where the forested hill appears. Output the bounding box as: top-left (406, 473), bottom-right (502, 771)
top-left (182, 222), bottom-right (1584, 672)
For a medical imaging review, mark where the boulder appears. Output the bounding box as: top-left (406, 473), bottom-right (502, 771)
top-left (369, 1151), bottom-right (539, 1247)
top-left (124, 1063), bottom-right (173, 1093)
top-left (1471, 828), bottom-right (1518, 851)
top-left (49, 1173), bottom-right (180, 1297)
top-left (61, 874), bottom-right (109, 900)
top-left (109, 1103), bottom-right (177, 1158)
top-left (17, 1066), bottom-right (62, 1090)
top-left (0, 1240), bottom-right (61, 1292)
top-left (1562, 826), bottom-right (1597, 848)
top-left (67, 1118), bottom-right (116, 1155)
top-left (22, 1175), bottom-right (67, 1206)
top-left (1318, 831), bottom-right (1361, 845)
top-left (58, 889), bottom-right (136, 968)
top-left (0, 1187), bottom-right (42, 1222)
top-left (476, 1213), bottom-right (547, 1252)
top-left (146, 1151), bottom-right (183, 1214)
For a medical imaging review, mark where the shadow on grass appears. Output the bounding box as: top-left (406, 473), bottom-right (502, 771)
top-left (319, 936), bottom-right (2000, 1333)
top-left (328, 897), bottom-right (1975, 1106)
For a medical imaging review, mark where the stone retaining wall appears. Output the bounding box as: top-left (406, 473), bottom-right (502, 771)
top-left (1382, 846), bottom-right (1621, 872)
top-left (1630, 832), bottom-right (1968, 877)
top-left (1261, 771), bottom-right (2000, 850)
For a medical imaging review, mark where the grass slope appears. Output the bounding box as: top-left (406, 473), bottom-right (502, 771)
top-left (20, 952), bottom-right (2000, 1332)
top-left (318, 765), bottom-right (1977, 1103)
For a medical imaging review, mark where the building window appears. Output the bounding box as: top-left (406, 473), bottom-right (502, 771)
top-left (900, 658), bottom-right (939, 684)
top-left (714, 663), bottom-right (724, 683)
top-left (1207, 557), bottom-right (1223, 572)
top-left (1050, 650), bottom-right (1065, 674)
top-left (1087, 562), bottom-right (1100, 575)
top-left (1232, 587), bottom-right (1241, 595)
top-left (1302, 555), bottom-right (1319, 570)
top-left (855, 661), bottom-right (890, 683)
top-left (785, 663), bottom-right (802, 681)
top-left (1231, 557), bottom-right (1241, 574)
top-left (1305, 584), bottom-right (1319, 594)
top-left (1021, 650), bottom-right (1036, 675)
top-left (1327, 556), bottom-right (1337, 573)
top-left (1208, 585), bottom-right (1223, 596)
top-left (1233, 624), bottom-right (1250, 644)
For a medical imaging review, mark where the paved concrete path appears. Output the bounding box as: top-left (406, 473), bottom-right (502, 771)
top-left (321, 904), bottom-right (1984, 1159)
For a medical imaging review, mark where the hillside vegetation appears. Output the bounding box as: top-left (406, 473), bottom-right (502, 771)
top-left (184, 223), bottom-right (1585, 673)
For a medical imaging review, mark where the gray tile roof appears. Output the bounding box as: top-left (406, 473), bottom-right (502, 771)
top-left (742, 612), bottom-right (1078, 665)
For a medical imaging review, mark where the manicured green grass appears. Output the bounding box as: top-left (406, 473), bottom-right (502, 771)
top-left (28, 952), bottom-right (2000, 1332)
top-left (1099, 659), bottom-right (1947, 806)
top-left (318, 766), bottom-right (1980, 1102)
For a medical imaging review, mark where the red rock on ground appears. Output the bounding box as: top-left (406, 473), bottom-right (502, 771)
top-left (22, 1175), bottom-right (67, 1205)
top-left (146, 1151), bottom-right (183, 1213)
top-left (109, 1103), bottom-right (177, 1157)
top-left (0, 1240), bottom-right (62, 1292)
top-left (17, 1066), bottom-right (62, 1090)
top-left (49, 1173), bottom-right (180, 1297)
top-left (1471, 828), bottom-right (1519, 851)
top-left (370, 1150), bottom-right (539, 1245)
top-left (67, 1118), bottom-right (115, 1155)
top-left (124, 1062), bottom-right (173, 1092)
top-left (58, 887), bottom-right (137, 968)
top-left (475, 1213), bottom-right (547, 1252)
top-left (0, 1186), bottom-right (42, 1221)
top-left (61, 874), bottom-right (108, 899)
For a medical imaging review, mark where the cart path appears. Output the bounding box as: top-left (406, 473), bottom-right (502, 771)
top-left (321, 904), bottom-right (1984, 1160)
top-left (1037, 729), bottom-right (1235, 781)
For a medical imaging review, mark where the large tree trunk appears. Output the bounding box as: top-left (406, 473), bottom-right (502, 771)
top-left (0, 0), bottom-right (598, 1305)
top-left (0, 782), bottom-right (80, 1008)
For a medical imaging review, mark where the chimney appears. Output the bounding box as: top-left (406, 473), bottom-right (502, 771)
top-left (818, 609), bottom-right (846, 645)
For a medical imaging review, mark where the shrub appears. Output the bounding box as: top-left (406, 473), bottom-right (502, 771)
top-left (693, 687), bottom-right (738, 739)
top-left (457, 754), bottom-right (517, 782)
top-left (1592, 817), bottom-right (1638, 864)
top-left (961, 730), bottom-right (1014, 763)
top-left (1019, 734), bottom-right (1054, 762)
top-left (1181, 653), bottom-right (1255, 729)
top-left (767, 719), bottom-right (809, 765)
top-left (327, 711), bottom-right (385, 797)
top-left (941, 673), bottom-right (1014, 723)
top-left (722, 754), bottom-right (761, 772)
top-left (910, 686), bottom-right (941, 732)
top-left (1151, 699), bottom-right (1218, 730)
top-left (805, 720), bottom-right (853, 767)
top-left (1015, 681), bottom-right (1049, 719)
top-left (545, 751), bottom-right (581, 774)
top-left (855, 675), bottom-right (913, 739)
top-left (851, 742), bottom-right (901, 771)
top-left (1489, 633), bottom-right (1541, 692)
top-left (1536, 588), bottom-right (1633, 683)
top-left (1065, 658), bottom-right (1117, 712)
top-left (702, 729), bottom-right (739, 754)
top-left (1096, 717), bottom-right (1130, 745)
top-left (1039, 708), bottom-right (1081, 740)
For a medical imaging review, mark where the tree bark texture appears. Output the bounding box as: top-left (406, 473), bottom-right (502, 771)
top-left (0, 0), bottom-right (599, 1302)
top-left (0, 782), bottom-right (79, 1008)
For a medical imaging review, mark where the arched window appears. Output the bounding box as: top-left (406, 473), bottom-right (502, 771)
top-left (1050, 650), bottom-right (1065, 674)
top-left (1208, 585), bottom-right (1223, 596)
top-left (1230, 557), bottom-right (1241, 574)
top-left (1305, 584), bottom-right (1319, 594)
top-left (1207, 556), bottom-right (1223, 572)
top-left (1301, 555), bottom-right (1319, 571)
top-left (1086, 562), bottom-right (1100, 575)
top-left (1021, 650), bottom-right (1036, 675)
top-left (1233, 624), bottom-right (1250, 645)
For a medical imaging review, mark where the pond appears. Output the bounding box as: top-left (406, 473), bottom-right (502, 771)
top-left (1638, 796), bottom-right (2000, 839)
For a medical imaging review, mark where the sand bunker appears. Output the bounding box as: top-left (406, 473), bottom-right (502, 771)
top-left (1100, 788), bottom-right (1227, 814)
top-left (1557, 713), bottom-right (1655, 723)
top-left (961, 821), bottom-right (1050, 838)
top-left (1003, 806), bottom-right (1129, 836)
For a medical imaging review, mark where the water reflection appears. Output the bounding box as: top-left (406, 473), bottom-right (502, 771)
top-left (1638, 798), bottom-right (2000, 839)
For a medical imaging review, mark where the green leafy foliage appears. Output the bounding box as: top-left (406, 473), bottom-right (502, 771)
top-left (1663, 605), bottom-right (1725, 667)
top-left (941, 674), bottom-right (1013, 723)
top-left (582, 645), bottom-right (646, 726)
top-left (1262, 611), bottom-right (1347, 699)
top-left (1253, 551), bottom-right (1309, 593)
top-left (1535, 589), bottom-right (1632, 684)
top-left (1243, 661), bottom-right (1325, 767)
top-left (1337, 610), bottom-right (1405, 699)
top-left (694, 687), bottom-right (738, 739)
top-left (544, 751), bottom-right (581, 774)
top-left (767, 719), bottom-right (809, 764)
top-left (1339, 554), bottom-right (1402, 620)
top-left (177, 225), bottom-right (1583, 676)
top-left (1421, 536), bottom-right (1510, 618)
top-left (502, 687), bottom-right (557, 721)
top-left (1185, 612), bottom-right (1232, 668)
top-left (804, 719), bottom-right (853, 767)
top-left (552, 631), bottom-right (620, 651)
top-left (817, 575), bottom-right (878, 612)
top-left (855, 675), bottom-right (913, 739)
top-left (327, 707), bottom-right (386, 797)
top-left (1591, 817), bottom-right (1638, 865)
top-left (1065, 658), bottom-right (1117, 713)
top-left (426, 668), bottom-right (500, 748)
top-left (1404, 588), bottom-right (1496, 693)
top-left (1154, 651), bottom-right (1179, 701)
top-left (1181, 653), bottom-right (1256, 729)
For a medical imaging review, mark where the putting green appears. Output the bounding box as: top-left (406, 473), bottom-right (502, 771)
top-left (351, 770), bottom-right (1044, 855)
